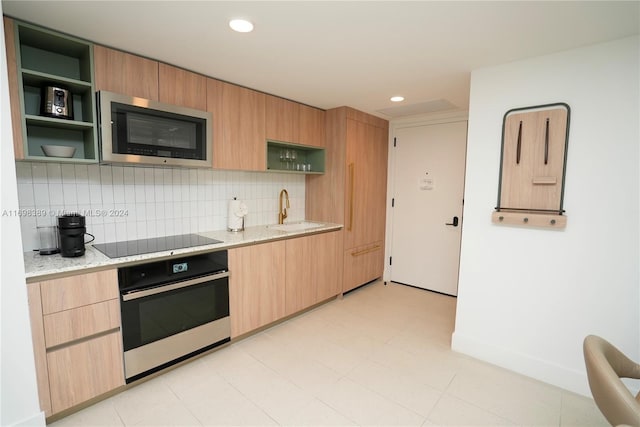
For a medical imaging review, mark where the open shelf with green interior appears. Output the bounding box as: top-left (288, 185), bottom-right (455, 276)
top-left (14, 20), bottom-right (98, 163)
top-left (266, 140), bottom-right (325, 174)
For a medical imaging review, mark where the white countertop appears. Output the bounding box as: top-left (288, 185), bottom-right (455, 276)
top-left (23, 222), bottom-right (342, 282)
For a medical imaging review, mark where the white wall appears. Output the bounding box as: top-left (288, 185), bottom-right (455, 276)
top-left (453, 36), bottom-right (639, 396)
top-left (0, 3), bottom-right (46, 425)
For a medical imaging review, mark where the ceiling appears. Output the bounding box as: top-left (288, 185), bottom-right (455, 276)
top-left (3, 1), bottom-right (638, 119)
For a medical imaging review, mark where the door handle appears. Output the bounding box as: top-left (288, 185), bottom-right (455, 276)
top-left (445, 216), bottom-right (459, 227)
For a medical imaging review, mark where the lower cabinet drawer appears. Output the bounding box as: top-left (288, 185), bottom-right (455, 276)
top-left (43, 299), bottom-right (120, 348)
top-left (40, 269), bottom-right (118, 315)
top-left (47, 331), bottom-right (124, 414)
top-left (343, 241), bottom-right (384, 292)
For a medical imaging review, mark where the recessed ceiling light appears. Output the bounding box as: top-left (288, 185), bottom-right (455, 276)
top-left (229, 19), bottom-right (254, 33)
top-left (390, 96), bottom-right (405, 102)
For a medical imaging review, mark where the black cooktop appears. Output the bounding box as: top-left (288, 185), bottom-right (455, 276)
top-left (92, 234), bottom-right (223, 259)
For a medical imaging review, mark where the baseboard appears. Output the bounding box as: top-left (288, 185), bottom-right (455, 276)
top-left (8, 410), bottom-right (45, 427)
top-left (451, 331), bottom-right (592, 397)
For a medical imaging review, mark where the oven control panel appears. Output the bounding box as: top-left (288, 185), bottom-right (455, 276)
top-left (172, 262), bottom-right (188, 274)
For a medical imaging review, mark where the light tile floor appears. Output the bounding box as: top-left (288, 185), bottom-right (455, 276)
top-left (51, 280), bottom-right (608, 426)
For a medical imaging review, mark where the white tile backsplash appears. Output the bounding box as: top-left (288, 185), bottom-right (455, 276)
top-left (16, 162), bottom-right (306, 252)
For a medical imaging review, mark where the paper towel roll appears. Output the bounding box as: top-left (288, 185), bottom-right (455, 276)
top-left (227, 198), bottom-right (248, 231)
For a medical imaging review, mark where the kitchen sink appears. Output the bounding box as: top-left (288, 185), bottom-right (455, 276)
top-left (268, 221), bottom-right (325, 232)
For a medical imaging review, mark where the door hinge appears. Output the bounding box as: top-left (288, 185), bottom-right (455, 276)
top-left (389, 256), bottom-right (392, 266)
top-left (393, 137), bottom-right (397, 147)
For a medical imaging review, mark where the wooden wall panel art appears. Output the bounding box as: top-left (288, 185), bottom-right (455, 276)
top-left (492, 103), bottom-right (570, 228)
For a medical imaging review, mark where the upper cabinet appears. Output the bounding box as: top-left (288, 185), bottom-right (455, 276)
top-left (94, 45), bottom-right (159, 100)
top-left (266, 94), bottom-right (325, 148)
top-left (207, 78), bottom-right (266, 171)
top-left (266, 95), bottom-right (298, 143)
top-left (5, 19), bottom-right (325, 168)
top-left (6, 19), bottom-right (99, 163)
top-left (94, 47), bottom-right (207, 110)
top-left (158, 63), bottom-right (207, 110)
top-left (299, 103), bottom-right (325, 147)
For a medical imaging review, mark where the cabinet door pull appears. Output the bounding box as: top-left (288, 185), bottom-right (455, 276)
top-left (348, 162), bottom-right (355, 231)
top-left (544, 118), bottom-right (550, 165)
top-left (516, 121), bottom-right (522, 164)
top-left (351, 244), bottom-right (381, 257)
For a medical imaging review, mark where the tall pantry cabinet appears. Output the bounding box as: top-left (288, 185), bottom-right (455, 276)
top-left (306, 107), bottom-right (389, 293)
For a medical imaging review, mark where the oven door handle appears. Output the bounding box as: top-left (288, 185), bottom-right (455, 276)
top-left (122, 271), bottom-right (229, 301)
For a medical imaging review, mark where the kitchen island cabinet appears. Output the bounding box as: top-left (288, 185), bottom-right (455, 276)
top-left (207, 78), bottom-right (266, 171)
top-left (27, 269), bottom-right (124, 417)
top-left (228, 240), bottom-right (286, 337)
top-left (306, 107), bottom-right (389, 293)
top-left (94, 45), bottom-right (159, 100)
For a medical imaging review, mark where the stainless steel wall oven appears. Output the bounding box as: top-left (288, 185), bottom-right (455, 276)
top-left (119, 251), bottom-right (229, 383)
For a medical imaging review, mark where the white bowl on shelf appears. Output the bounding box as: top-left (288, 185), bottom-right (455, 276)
top-left (41, 145), bottom-right (76, 158)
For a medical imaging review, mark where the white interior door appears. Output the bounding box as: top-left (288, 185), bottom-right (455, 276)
top-left (390, 121), bottom-right (467, 296)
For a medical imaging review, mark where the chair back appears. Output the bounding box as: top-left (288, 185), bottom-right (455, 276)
top-left (583, 335), bottom-right (640, 427)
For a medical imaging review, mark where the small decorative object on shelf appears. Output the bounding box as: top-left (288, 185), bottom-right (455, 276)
top-left (492, 103), bottom-right (570, 229)
top-left (40, 85), bottom-right (73, 120)
top-left (41, 144), bottom-right (76, 158)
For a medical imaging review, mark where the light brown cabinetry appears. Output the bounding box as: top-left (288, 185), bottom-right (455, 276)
top-left (285, 232), bottom-right (340, 316)
top-left (158, 63), bottom-right (207, 110)
top-left (343, 116), bottom-right (388, 292)
top-left (94, 45), bottom-right (159, 100)
top-left (3, 17), bottom-right (23, 158)
top-left (94, 47), bottom-right (208, 111)
top-left (207, 78), bottom-right (266, 171)
top-left (228, 241), bottom-right (286, 337)
top-left (47, 332), bottom-right (123, 414)
top-left (266, 94), bottom-right (325, 147)
top-left (343, 242), bottom-right (384, 292)
top-left (26, 282), bottom-right (52, 416)
top-left (299, 104), bottom-right (326, 147)
top-left (266, 95), bottom-right (298, 143)
top-left (43, 299), bottom-right (120, 348)
top-left (228, 231), bottom-right (340, 337)
top-left (26, 269), bottom-right (124, 417)
top-left (307, 107), bottom-right (389, 293)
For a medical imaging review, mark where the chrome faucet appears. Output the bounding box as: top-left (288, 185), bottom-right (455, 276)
top-left (278, 189), bottom-right (290, 224)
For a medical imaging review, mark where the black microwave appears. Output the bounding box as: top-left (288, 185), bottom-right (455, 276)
top-left (98, 91), bottom-right (212, 168)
